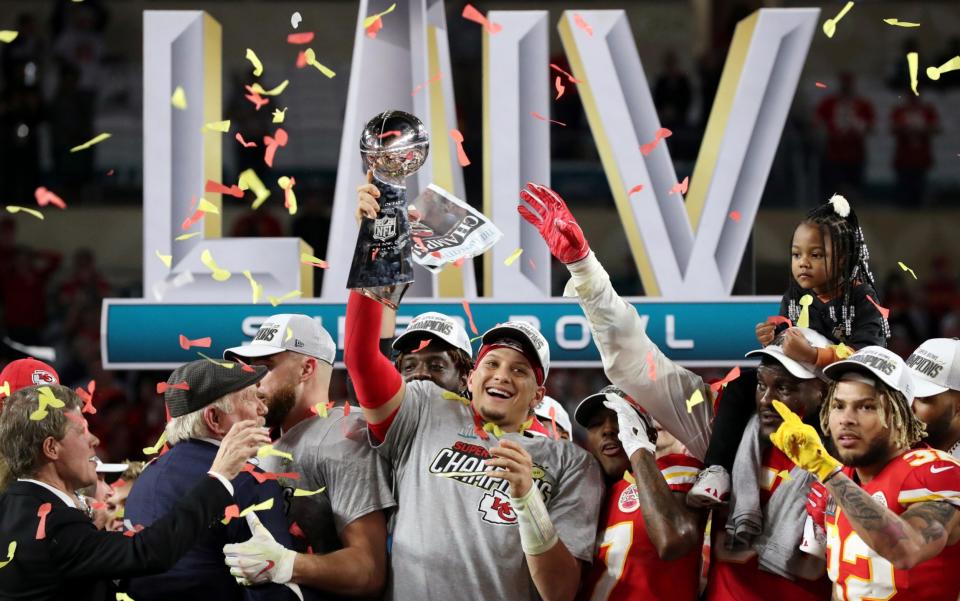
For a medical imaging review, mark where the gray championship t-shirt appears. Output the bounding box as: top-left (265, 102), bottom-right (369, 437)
top-left (376, 380), bottom-right (603, 601)
top-left (262, 407), bottom-right (396, 557)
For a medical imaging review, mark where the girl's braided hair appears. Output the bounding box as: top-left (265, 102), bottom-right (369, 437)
top-left (786, 194), bottom-right (890, 342)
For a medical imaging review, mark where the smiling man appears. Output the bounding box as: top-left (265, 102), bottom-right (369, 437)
top-left (907, 338), bottom-right (960, 457)
top-left (344, 291), bottom-right (602, 601)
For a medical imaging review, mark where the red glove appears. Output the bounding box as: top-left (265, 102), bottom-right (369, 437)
top-left (805, 480), bottom-right (828, 528)
top-left (518, 183), bottom-right (590, 264)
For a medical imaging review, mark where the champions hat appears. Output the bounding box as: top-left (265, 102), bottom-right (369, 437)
top-left (479, 321), bottom-right (550, 385)
top-left (906, 338), bottom-right (960, 398)
top-left (164, 360), bottom-right (268, 418)
top-left (224, 314), bottom-right (336, 365)
top-left (824, 346), bottom-right (915, 404)
top-left (94, 457), bottom-right (129, 474)
top-left (393, 312), bottom-right (472, 357)
top-left (746, 327), bottom-right (832, 380)
top-left (574, 385), bottom-right (634, 427)
top-left (0, 358), bottom-right (60, 399)
top-left (534, 396), bottom-right (572, 435)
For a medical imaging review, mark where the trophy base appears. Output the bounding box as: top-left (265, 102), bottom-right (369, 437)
top-left (352, 283), bottom-right (411, 310)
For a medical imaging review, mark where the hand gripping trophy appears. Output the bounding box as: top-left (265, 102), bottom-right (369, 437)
top-left (346, 110), bottom-right (430, 308)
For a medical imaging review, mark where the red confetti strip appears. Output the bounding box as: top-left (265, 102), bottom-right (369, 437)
top-left (815, 82), bottom-right (827, 88)
top-left (430, 251), bottom-right (442, 258)
top-left (530, 112), bottom-right (566, 127)
top-left (378, 130), bottom-right (402, 139)
top-left (289, 522), bottom-right (306, 539)
top-left (295, 50), bottom-right (308, 69)
top-left (222, 504), bottom-right (240, 524)
top-left (90, 501), bottom-right (107, 511)
top-left (866, 295), bottom-right (890, 319)
top-left (411, 70), bottom-right (443, 96)
top-left (573, 13), bottom-right (593, 36)
top-left (287, 32), bottom-right (315, 44)
top-left (548, 405), bottom-right (560, 440)
top-left (462, 4), bottom-right (502, 34)
top-left (627, 184), bottom-right (644, 196)
top-left (549, 63), bottom-right (583, 84)
top-left (243, 86), bottom-right (270, 111)
top-left (472, 410), bottom-right (490, 440)
top-left (462, 300), bottom-right (479, 335)
top-left (36, 503), bottom-right (52, 540)
top-left (156, 380), bottom-right (190, 394)
top-left (242, 463), bottom-right (299, 485)
top-left (729, 210), bottom-right (741, 222)
top-left (450, 129), bottom-right (471, 167)
top-left (645, 351), bottom-right (656, 381)
top-left (640, 127), bottom-right (673, 156)
top-left (411, 339), bottom-right (432, 353)
top-left (263, 128), bottom-right (288, 167)
top-left (453, 257), bottom-right (465, 268)
top-left (235, 132), bottom-right (257, 148)
top-left (767, 315), bottom-right (792, 327)
top-left (123, 524), bottom-right (144, 537)
top-left (205, 179), bottom-right (244, 198)
top-left (179, 335), bottom-right (212, 350)
top-left (366, 16), bottom-right (383, 38)
top-left (554, 76), bottom-right (566, 99)
top-left (710, 366), bottom-right (742, 393)
top-left (669, 176), bottom-right (689, 196)
top-left (35, 186), bottom-right (67, 209)
top-left (280, 176), bottom-right (296, 211)
top-left (106, 169), bottom-right (114, 176)
top-left (111, 478), bottom-right (126, 490)
top-left (76, 380), bottom-right (96, 414)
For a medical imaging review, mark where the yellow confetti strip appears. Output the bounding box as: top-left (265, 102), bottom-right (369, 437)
top-left (197, 197), bottom-right (220, 214)
top-left (272, 108), bottom-right (287, 124)
top-left (504, 247), bottom-right (523, 266)
top-left (239, 498), bottom-right (274, 517)
top-left (362, 3), bottom-right (397, 28)
top-left (907, 52), bottom-right (919, 95)
top-left (300, 253), bottom-right (328, 268)
top-left (5, 206), bottom-right (43, 220)
top-left (293, 487), bottom-right (326, 497)
top-left (257, 445), bottom-right (294, 461)
top-left (883, 18), bottom-right (920, 27)
top-left (777, 470), bottom-right (793, 482)
top-left (116, 594), bottom-right (135, 601)
top-left (898, 261), bottom-right (917, 279)
top-left (69, 132), bottom-right (112, 153)
top-left (171, 86), bottom-right (187, 110)
top-left (833, 343), bottom-right (854, 359)
top-left (245, 48), bottom-right (263, 77)
top-left (441, 390), bottom-right (471, 405)
top-left (268, 290), bottom-right (301, 307)
top-left (928, 56), bottom-right (960, 81)
top-left (285, 327), bottom-right (293, 342)
top-left (175, 232), bottom-right (200, 241)
top-left (142, 432), bottom-right (167, 456)
top-left (0, 31), bottom-right (18, 44)
top-left (200, 249), bottom-right (232, 282)
top-left (303, 49), bottom-right (336, 78)
top-left (155, 250), bottom-right (172, 268)
top-left (821, 1), bottom-right (854, 38)
top-left (0, 381), bottom-right (9, 397)
top-left (203, 119), bottom-right (231, 133)
top-left (241, 270), bottom-right (263, 304)
top-left (238, 169), bottom-right (271, 209)
top-left (249, 80), bottom-right (289, 96)
top-left (0, 541), bottom-right (17, 569)
top-left (797, 294), bottom-right (813, 328)
top-left (197, 352), bottom-right (235, 368)
top-left (685, 389), bottom-right (705, 413)
top-left (278, 176), bottom-right (297, 215)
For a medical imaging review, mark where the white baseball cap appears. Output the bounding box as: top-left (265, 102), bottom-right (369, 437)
top-left (746, 327), bottom-right (832, 380)
top-left (95, 457), bottom-right (129, 474)
top-left (223, 314), bottom-right (336, 365)
top-left (906, 338), bottom-right (960, 398)
top-left (480, 320), bottom-right (550, 384)
top-left (534, 396), bottom-right (572, 435)
top-left (393, 312), bottom-right (473, 358)
top-left (824, 346), bottom-right (915, 404)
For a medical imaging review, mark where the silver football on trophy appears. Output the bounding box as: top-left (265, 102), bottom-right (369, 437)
top-left (359, 110), bottom-right (430, 184)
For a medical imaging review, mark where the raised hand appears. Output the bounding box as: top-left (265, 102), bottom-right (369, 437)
top-left (518, 183), bottom-right (590, 264)
top-left (210, 420), bottom-right (272, 480)
top-left (602, 394), bottom-right (657, 460)
top-left (769, 400), bottom-right (841, 482)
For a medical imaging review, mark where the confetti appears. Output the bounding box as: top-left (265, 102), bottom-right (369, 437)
top-left (378, 130), bottom-right (402, 140)
top-left (235, 132), bottom-right (257, 148)
top-left (363, 3), bottom-right (397, 28)
top-left (883, 18), bottom-right (920, 28)
top-left (156, 380), bottom-right (189, 394)
top-left (278, 176), bottom-right (297, 215)
top-left (295, 51), bottom-right (308, 69)
top-left (729, 210), bottom-right (741, 222)
top-left (411, 70), bottom-right (443, 96)
top-left (300, 253), bottom-right (329, 269)
top-left (548, 405), bottom-right (560, 440)
top-left (866, 294), bottom-right (890, 319)
top-left (822, 1), bottom-right (854, 38)
top-left (36, 503), bottom-right (52, 540)
top-left (289, 522), bottom-right (306, 538)
top-left (640, 127), bottom-right (673, 156)
top-left (236, 498), bottom-right (275, 519)
top-left (171, 86), bottom-right (187, 109)
top-left (311, 400), bottom-right (335, 418)
top-left (200, 249), bottom-right (232, 282)
top-left (685, 389), bottom-right (705, 413)
top-left (221, 504), bottom-right (240, 524)
top-left (410, 339), bottom-right (432, 353)
top-left (796, 294), bottom-right (814, 328)
top-left (767, 315), bottom-right (792, 327)
top-left (29, 386), bottom-right (65, 421)
top-left (366, 16), bottom-right (383, 38)
top-left (242, 463), bottom-right (299, 485)
top-left (238, 169), bottom-right (271, 209)
top-left (777, 469), bottom-right (794, 482)
top-left (143, 432), bottom-right (167, 455)
top-left (242, 270), bottom-right (264, 304)
top-left (197, 352), bottom-right (235, 368)
top-left (627, 184), bottom-right (644, 196)
top-left (6, 205), bottom-right (43, 219)
top-left (76, 380), bottom-right (96, 414)
top-left (815, 81), bottom-right (828, 88)
top-left (244, 87), bottom-right (269, 111)
top-left (462, 4), bottom-right (501, 34)
top-left (530, 112), bottom-right (566, 126)
top-left (549, 63), bottom-right (583, 84)
top-left (287, 32), bottom-right (315, 44)
top-left (175, 232), bottom-right (200, 241)
top-left (645, 351), bottom-right (656, 381)
top-left (249, 80), bottom-right (290, 96)
top-left (205, 180), bottom-right (244, 198)
top-left (343, 401), bottom-right (352, 417)
top-left (257, 445), bottom-right (294, 461)
top-left (268, 289), bottom-right (302, 307)
top-left (35, 186), bottom-right (67, 209)
top-left (197, 197), bottom-right (220, 214)
top-left (0, 31), bottom-right (19, 44)
top-left (293, 487), bottom-right (326, 497)
top-left (272, 107), bottom-right (287, 124)
top-left (907, 52), bottom-right (919, 95)
top-left (450, 129), bottom-right (470, 167)
top-left (554, 76), bottom-right (566, 100)
top-left (290, 12), bottom-right (302, 28)
top-left (203, 119), bottom-right (231, 133)
top-left (155, 250), bottom-right (172, 268)
top-left (897, 261), bottom-right (917, 279)
top-left (69, 132), bottom-right (112, 153)
top-left (573, 13), bottom-right (593, 36)
top-left (833, 343), bottom-right (854, 359)
top-left (263, 128), bottom-right (288, 167)
top-left (245, 48), bottom-right (263, 77)
top-left (178, 334), bottom-right (212, 350)
top-left (710, 366), bottom-right (741, 393)
top-left (0, 381), bottom-right (9, 397)
top-left (669, 176), bottom-right (689, 196)
top-left (461, 300), bottom-right (479, 335)
top-left (303, 49), bottom-right (336, 78)
top-left (0, 541), bottom-right (16, 569)
top-left (504, 247), bottom-right (523, 266)
top-left (927, 56), bottom-right (960, 81)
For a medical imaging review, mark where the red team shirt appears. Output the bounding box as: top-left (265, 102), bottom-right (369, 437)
top-left (826, 447), bottom-right (960, 601)
top-left (580, 453), bottom-right (704, 601)
top-left (706, 446), bottom-right (832, 601)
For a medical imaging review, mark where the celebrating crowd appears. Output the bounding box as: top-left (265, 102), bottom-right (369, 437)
top-left (1, 181), bottom-right (959, 601)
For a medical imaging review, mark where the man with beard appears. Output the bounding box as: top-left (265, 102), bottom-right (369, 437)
top-left (770, 346), bottom-right (960, 600)
top-left (906, 338), bottom-right (960, 458)
top-left (574, 385), bottom-right (705, 600)
top-left (222, 315), bottom-right (395, 598)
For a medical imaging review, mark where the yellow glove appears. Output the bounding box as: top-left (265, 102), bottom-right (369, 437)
top-left (769, 400), bottom-right (841, 482)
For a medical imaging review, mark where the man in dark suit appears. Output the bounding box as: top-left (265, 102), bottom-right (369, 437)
top-left (125, 360), bottom-right (300, 600)
top-left (0, 382), bottom-right (270, 601)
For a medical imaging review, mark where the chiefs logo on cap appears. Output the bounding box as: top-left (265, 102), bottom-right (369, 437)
top-left (32, 370), bottom-right (57, 386)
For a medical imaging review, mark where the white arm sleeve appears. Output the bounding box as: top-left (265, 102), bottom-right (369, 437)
top-left (565, 251), bottom-right (714, 460)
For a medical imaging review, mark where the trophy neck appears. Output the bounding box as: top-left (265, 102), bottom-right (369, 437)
top-left (373, 173), bottom-right (408, 188)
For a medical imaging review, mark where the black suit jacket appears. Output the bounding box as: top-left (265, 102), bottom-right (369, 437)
top-left (0, 476), bottom-right (231, 601)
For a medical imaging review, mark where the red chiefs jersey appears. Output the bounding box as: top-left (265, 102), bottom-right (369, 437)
top-left (706, 446), bottom-right (832, 601)
top-left (826, 447), bottom-right (960, 601)
top-left (580, 453), bottom-right (704, 601)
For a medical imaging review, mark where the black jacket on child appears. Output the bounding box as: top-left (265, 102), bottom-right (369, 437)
top-left (779, 281), bottom-right (887, 350)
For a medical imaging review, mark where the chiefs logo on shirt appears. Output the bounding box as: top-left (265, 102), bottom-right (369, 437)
top-left (617, 484), bottom-right (639, 513)
top-left (478, 490), bottom-right (517, 525)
